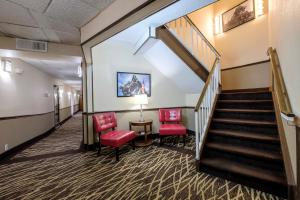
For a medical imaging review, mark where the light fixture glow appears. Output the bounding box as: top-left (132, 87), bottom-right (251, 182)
top-left (2, 60), bottom-right (12, 73)
top-left (257, 0), bottom-right (264, 16)
top-left (214, 15), bottom-right (222, 35)
top-left (77, 66), bottom-right (82, 77)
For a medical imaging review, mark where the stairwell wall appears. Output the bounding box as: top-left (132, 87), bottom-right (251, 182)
top-left (268, 0), bottom-right (300, 183)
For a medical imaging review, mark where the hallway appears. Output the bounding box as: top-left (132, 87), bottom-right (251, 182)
top-left (0, 114), bottom-right (284, 200)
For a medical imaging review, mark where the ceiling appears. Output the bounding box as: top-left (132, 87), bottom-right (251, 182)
top-left (20, 57), bottom-right (82, 90)
top-left (0, 0), bottom-right (116, 45)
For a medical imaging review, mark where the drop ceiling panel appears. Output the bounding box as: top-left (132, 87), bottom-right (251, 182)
top-left (55, 31), bottom-right (81, 45)
top-left (0, 1), bottom-right (37, 27)
top-left (81, 0), bottom-right (116, 10)
top-left (45, 0), bottom-right (99, 27)
top-left (0, 23), bottom-right (47, 41)
top-left (8, 0), bottom-right (51, 13)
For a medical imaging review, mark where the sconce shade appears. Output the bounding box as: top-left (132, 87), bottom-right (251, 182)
top-left (134, 94), bottom-right (148, 105)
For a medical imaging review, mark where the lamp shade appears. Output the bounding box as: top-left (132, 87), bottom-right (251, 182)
top-left (134, 94), bottom-right (148, 105)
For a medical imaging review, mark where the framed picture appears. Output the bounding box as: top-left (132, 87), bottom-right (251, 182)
top-left (222, 0), bottom-right (255, 32)
top-left (117, 72), bottom-right (151, 97)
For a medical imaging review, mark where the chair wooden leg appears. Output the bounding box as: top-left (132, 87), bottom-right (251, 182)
top-left (97, 142), bottom-right (101, 155)
top-left (115, 147), bottom-right (119, 161)
top-left (183, 135), bottom-right (186, 147)
top-left (132, 139), bottom-right (135, 150)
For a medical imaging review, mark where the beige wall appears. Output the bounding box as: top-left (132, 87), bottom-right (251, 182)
top-left (188, 0), bottom-right (269, 69)
top-left (221, 62), bottom-right (271, 90)
top-left (59, 107), bottom-right (72, 122)
top-left (214, 0), bottom-right (269, 69)
top-left (268, 0), bottom-right (300, 182)
top-left (188, 4), bottom-right (215, 45)
top-left (0, 112), bottom-right (54, 155)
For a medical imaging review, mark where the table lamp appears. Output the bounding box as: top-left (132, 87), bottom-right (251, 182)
top-left (134, 94), bottom-right (148, 122)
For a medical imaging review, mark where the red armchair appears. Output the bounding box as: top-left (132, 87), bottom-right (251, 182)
top-left (159, 109), bottom-right (187, 146)
top-left (93, 112), bottom-right (136, 161)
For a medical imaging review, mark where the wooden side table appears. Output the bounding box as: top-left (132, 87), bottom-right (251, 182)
top-left (129, 120), bottom-right (153, 147)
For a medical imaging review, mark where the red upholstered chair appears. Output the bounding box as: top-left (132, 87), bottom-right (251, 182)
top-left (93, 112), bottom-right (136, 161)
top-left (159, 109), bottom-right (187, 146)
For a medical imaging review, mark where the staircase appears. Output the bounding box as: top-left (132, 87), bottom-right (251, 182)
top-left (199, 88), bottom-right (288, 197)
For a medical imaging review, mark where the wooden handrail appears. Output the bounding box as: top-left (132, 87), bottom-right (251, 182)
top-left (195, 58), bottom-right (218, 111)
top-left (267, 47), bottom-right (294, 117)
top-left (184, 16), bottom-right (221, 58)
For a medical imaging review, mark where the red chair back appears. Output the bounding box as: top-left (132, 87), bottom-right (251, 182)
top-left (159, 109), bottom-right (182, 123)
top-left (93, 112), bottom-right (117, 133)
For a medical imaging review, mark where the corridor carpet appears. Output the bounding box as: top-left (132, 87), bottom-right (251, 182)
top-left (0, 114), bottom-right (285, 200)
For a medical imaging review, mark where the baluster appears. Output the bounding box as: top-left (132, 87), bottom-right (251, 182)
top-left (180, 17), bottom-right (183, 42)
top-left (195, 111), bottom-right (200, 160)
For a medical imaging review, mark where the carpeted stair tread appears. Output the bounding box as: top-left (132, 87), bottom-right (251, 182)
top-left (218, 100), bottom-right (273, 103)
top-left (222, 88), bottom-right (270, 93)
top-left (201, 157), bottom-right (286, 185)
top-left (206, 142), bottom-right (282, 161)
top-left (209, 129), bottom-right (280, 142)
top-left (212, 118), bottom-right (277, 126)
top-left (215, 108), bottom-right (274, 113)
top-left (221, 91), bottom-right (271, 95)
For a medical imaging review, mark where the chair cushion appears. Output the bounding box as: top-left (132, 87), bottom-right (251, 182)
top-left (159, 109), bottom-right (182, 122)
top-left (93, 112), bottom-right (117, 132)
top-left (100, 130), bottom-right (136, 148)
top-left (159, 124), bottom-right (187, 136)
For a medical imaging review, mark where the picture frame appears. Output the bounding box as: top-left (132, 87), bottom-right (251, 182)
top-left (222, 0), bottom-right (255, 32)
top-left (117, 72), bottom-right (151, 97)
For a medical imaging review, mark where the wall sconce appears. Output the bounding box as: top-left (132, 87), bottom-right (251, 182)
top-left (77, 66), bottom-right (82, 77)
top-left (1, 59), bottom-right (12, 73)
top-left (257, 0), bottom-right (264, 16)
top-left (214, 15), bottom-right (222, 35)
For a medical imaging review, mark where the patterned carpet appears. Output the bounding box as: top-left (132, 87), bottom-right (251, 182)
top-left (0, 114), bottom-right (285, 200)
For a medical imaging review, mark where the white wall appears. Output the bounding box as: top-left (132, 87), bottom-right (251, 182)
top-left (268, 0), bottom-right (300, 182)
top-left (92, 41), bottom-right (187, 112)
top-left (0, 58), bottom-right (54, 117)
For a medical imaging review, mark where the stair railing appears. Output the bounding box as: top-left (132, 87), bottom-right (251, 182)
top-left (195, 58), bottom-right (221, 160)
top-left (165, 16), bottom-right (221, 70)
top-left (267, 47), bottom-right (294, 119)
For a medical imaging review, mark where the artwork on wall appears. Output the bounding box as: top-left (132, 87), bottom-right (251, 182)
top-left (222, 0), bottom-right (255, 32)
top-left (117, 72), bottom-right (151, 97)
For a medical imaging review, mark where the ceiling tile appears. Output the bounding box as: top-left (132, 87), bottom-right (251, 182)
top-left (0, 1), bottom-right (37, 27)
top-left (8, 0), bottom-right (51, 12)
top-left (55, 30), bottom-right (81, 45)
top-left (0, 23), bottom-right (47, 41)
top-left (80, 0), bottom-right (116, 11)
top-left (45, 0), bottom-right (98, 27)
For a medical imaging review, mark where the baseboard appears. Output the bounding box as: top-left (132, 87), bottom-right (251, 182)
top-left (58, 115), bottom-right (72, 126)
top-left (0, 127), bottom-right (55, 161)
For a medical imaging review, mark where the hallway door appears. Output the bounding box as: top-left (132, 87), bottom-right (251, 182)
top-left (54, 85), bottom-right (60, 125)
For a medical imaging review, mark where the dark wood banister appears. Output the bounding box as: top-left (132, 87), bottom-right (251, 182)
top-left (195, 58), bottom-right (219, 111)
top-left (185, 16), bottom-right (221, 58)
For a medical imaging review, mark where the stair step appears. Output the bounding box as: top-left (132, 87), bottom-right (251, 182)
top-left (222, 88), bottom-right (270, 93)
top-left (215, 108), bottom-right (274, 113)
top-left (212, 118), bottom-right (277, 126)
top-left (209, 129), bottom-right (280, 143)
top-left (201, 157), bottom-right (286, 185)
top-left (206, 142), bottom-right (282, 161)
top-left (218, 100), bottom-right (273, 103)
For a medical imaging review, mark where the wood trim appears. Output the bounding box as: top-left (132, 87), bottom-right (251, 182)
top-left (156, 26), bottom-right (209, 82)
top-left (0, 111), bottom-right (54, 121)
top-left (221, 60), bottom-right (270, 71)
top-left (297, 126), bottom-right (300, 200)
top-left (272, 92), bottom-right (296, 188)
top-left (82, 106), bottom-right (195, 115)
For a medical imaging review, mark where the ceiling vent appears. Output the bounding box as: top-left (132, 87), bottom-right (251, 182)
top-left (16, 38), bottom-right (48, 52)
